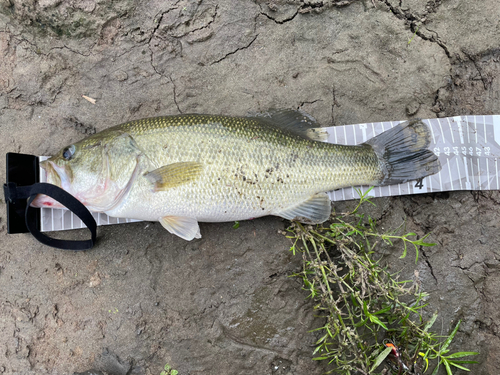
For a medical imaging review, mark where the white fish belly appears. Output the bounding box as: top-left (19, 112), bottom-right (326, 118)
top-left (105, 173), bottom-right (312, 223)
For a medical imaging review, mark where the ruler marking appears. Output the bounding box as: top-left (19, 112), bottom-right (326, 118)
top-left (455, 158), bottom-right (463, 190)
top-left (447, 162), bottom-right (453, 190)
top-left (496, 159), bottom-right (499, 190)
top-left (474, 116), bottom-right (478, 144)
top-left (467, 118), bottom-right (471, 143)
top-left (437, 119), bottom-right (445, 143)
top-left (455, 116), bottom-right (464, 144)
top-left (477, 159), bottom-right (481, 190)
top-left (470, 158), bottom-right (475, 190)
top-left (486, 158), bottom-right (490, 190)
top-left (426, 119), bottom-right (436, 144)
top-left (484, 115), bottom-right (487, 144)
top-left (447, 117), bottom-right (455, 143)
top-left (463, 156), bottom-right (471, 189)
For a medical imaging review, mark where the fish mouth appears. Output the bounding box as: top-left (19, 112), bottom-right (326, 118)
top-left (30, 160), bottom-right (68, 209)
top-left (30, 193), bottom-right (66, 208)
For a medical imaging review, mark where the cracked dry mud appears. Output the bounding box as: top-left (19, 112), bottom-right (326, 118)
top-left (0, 1), bottom-right (499, 374)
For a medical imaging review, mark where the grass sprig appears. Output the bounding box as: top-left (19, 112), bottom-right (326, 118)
top-left (288, 189), bottom-right (478, 374)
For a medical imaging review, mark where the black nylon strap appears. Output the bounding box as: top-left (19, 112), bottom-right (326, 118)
top-left (4, 182), bottom-right (96, 250)
top-left (3, 183), bottom-right (33, 202)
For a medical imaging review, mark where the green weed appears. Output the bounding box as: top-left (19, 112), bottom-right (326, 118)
top-left (288, 188), bottom-right (478, 374)
top-left (160, 363), bottom-right (178, 375)
top-left (408, 26), bottom-right (419, 46)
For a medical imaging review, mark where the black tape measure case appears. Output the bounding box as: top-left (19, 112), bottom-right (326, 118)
top-left (5, 153), bottom-right (39, 234)
top-left (4, 153), bottom-right (97, 250)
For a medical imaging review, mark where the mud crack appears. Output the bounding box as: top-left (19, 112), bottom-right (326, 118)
top-left (451, 261), bottom-right (489, 301)
top-left (259, 1), bottom-right (358, 24)
top-left (169, 75), bottom-right (182, 114)
top-left (210, 34), bottom-right (259, 65)
top-left (421, 249), bottom-right (438, 284)
top-left (259, 7), bottom-right (299, 24)
top-left (464, 272), bottom-right (487, 301)
top-left (299, 99), bottom-right (321, 107)
top-left (331, 86), bottom-right (340, 126)
top-left (187, 4), bottom-right (219, 36)
top-left (474, 319), bottom-right (500, 338)
top-left (380, 0), bottom-right (450, 58)
top-left (147, 7), bottom-right (183, 113)
top-left (12, 34), bottom-right (95, 58)
top-left (412, 25), bottom-right (451, 58)
top-left (461, 51), bottom-right (491, 90)
top-left (147, 6), bottom-right (179, 46)
top-left (49, 43), bottom-right (95, 57)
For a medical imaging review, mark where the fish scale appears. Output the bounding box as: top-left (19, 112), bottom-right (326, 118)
top-left (32, 110), bottom-right (440, 240)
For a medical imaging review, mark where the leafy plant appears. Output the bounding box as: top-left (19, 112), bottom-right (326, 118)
top-left (288, 187), bottom-right (478, 374)
top-left (426, 320), bottom-right (479, 375)
top-left (160, 363), bottom-right (178, 375)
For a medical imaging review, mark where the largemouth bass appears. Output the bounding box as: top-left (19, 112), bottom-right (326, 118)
top-left (32, 110), bottom-right (440, 240)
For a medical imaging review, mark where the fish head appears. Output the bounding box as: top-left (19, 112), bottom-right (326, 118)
top-left (32, 130), bottom-right (142, 212)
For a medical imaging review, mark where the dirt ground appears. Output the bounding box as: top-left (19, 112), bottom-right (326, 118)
top-left (1, 0), bottom-right (499, 374)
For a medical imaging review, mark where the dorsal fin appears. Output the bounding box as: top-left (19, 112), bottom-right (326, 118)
top-left (249, 109), bottom-right (328, 142)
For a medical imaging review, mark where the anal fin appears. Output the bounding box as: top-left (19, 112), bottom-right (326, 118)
top-left (159, 216), bottom-right (201, 241)
top-left (277, 192), bottom-right (331, 224)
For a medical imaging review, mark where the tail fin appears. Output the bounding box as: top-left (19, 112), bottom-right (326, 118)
top-left (363, 119), bottom-right (441, 186)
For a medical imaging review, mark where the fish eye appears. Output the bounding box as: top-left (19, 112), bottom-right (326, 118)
top-left (62, 145), bottom-right (76, 160)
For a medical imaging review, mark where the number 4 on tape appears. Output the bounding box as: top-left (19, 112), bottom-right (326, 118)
top-left (414, 178), bottom-right (428, 192)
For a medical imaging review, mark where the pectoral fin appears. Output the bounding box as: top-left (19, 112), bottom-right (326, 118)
top-left (159, 216), bottom-right (201, 241)
top-left (145, 161), bottom-right (203, 191)
top-left (277, 192), bottom-right (331, 224)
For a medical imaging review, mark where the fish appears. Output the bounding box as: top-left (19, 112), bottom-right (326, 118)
top-left (32, 110), bottom-right (441, 240)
